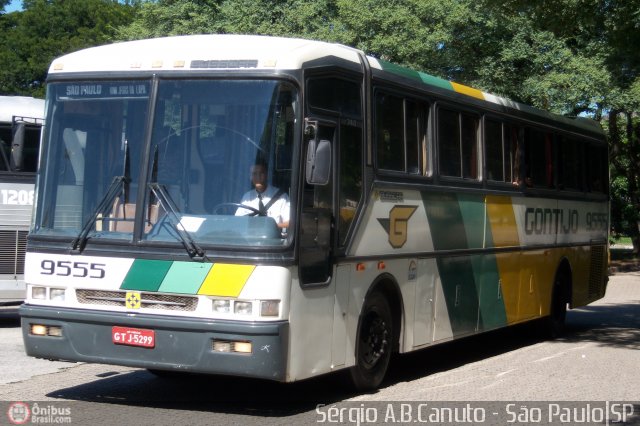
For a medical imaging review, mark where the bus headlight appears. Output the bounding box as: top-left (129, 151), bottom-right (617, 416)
top-left (212, 299), bottom-right (230, 313)
top-left (30, 286), bottom-right (66, 301)
top-left (260, 300), bottom-right (280, 317)
top-left (234, 301), bottom-right (253, 315)
top-left (50, 288), bottom-right (66, 301)
top-left (32, 286), bottom-right (47, 300)
top-left (210, 298), bottom-right (281, 317)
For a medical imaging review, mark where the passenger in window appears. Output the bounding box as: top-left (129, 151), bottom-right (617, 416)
top-left (235, 161), bottom-right (290, 229)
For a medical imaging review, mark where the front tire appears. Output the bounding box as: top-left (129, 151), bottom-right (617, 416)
top-left (349, 291), bottom-right (393, 391)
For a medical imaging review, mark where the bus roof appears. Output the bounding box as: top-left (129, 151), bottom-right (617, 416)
top-left (48, 34), bottom-right (602, 137)
top-left (48, 34), bottom-right (362, 74)
top-left (0, 96), bottom-right (45, 123)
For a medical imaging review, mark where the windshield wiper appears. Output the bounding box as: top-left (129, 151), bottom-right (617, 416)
top-left (70, 140), bottom-right (131, 253)
top-left (70, 175), bottom-right (129, 253)
top-left (148, 182), bottom-right (207, 261)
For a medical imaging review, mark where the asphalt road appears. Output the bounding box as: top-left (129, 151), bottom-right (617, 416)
top-left (0, 272), bottom-right (639, 425)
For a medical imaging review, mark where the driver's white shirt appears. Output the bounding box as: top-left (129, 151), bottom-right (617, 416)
top-left (235, 185), bottom-right (290, 226)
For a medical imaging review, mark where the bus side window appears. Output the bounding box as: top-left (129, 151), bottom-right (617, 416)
top-left (438, 108), bottom-right (460, 177)
top-left (524, 128), bottom-right (554, 188)
top-left (374, 92), bottom-right (426, 176)
top-left (485, 119), bottom-right (503, 181)
top-left (486, 120), bottom-right (521, 185)
top-left (558, 136), bottom-right (583, 191)
top-left (376, 92), bottom-right (404, 171)
top-left (438, 108), bottom-right (480, 180)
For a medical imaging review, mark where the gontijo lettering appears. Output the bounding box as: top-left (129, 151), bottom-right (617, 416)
top-left (524, 207), bottom-right (579, 235)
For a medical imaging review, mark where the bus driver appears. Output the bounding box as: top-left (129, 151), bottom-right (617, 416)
top-left (235, 161), bottom-right (290, 229)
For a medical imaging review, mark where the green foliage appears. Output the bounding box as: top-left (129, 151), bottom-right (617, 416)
top-left (0, 0), bottom-right (137, 97)
top-left (117, 0), bottom-right (220, 39)
top-left (3, 0), bottom-right (640, 249)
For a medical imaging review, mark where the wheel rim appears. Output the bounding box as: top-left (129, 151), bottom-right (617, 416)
top-left (359, 310), bottom-right (389, 369)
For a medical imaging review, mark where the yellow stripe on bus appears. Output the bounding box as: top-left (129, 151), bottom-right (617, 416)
top-left (451, 82), bottom-right (486, 100)
top-left (486, 195), bottom-right (519, 247)
top-left (198, 264), bottom-right (256, 297)
top-left (486, 195), bottom-right (521, 323)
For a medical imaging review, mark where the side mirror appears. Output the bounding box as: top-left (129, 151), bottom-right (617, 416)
top-left (305, 139), bottom-right (331, 185)
top-left (10, 122), bottom-right (25, 172)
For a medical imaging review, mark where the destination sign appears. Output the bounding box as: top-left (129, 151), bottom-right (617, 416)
top-left (57, 82), bottom-right (150, 100)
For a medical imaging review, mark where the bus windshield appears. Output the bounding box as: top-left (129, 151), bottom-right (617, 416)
top-left (34, 79), bottom-right (297, 250)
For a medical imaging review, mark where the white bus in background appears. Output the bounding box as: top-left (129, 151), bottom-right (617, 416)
top-left (0, 96), bottom-right (44, 304)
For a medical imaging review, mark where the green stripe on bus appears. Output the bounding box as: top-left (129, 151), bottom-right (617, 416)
top-left (422, 191), bottom-right (468, 251)
top-left (423, 191), bottom-right (508, 332)
top-left (457, 193), bottom-right (486, 249)
top-left (378, 60), bottom-right (454, 91)
top-left (437, 256), bottom-right (480, 336)
top-left (157, 261), bottom-right (212, 294)
top-left (120, 259), bottom-right (172, 292)
top-left (471, 254), bottom-right (508, 329)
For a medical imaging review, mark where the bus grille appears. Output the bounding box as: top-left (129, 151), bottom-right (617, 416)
top-left (0, 230), bottom-right (27, 275)
top-left (76, 289), bottom-right (198, 311)
top-left (588, 245), bottom-right (606, 298)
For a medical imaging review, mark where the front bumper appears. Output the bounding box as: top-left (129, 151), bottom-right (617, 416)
top-left (19, 304), bottom-right (289, 381)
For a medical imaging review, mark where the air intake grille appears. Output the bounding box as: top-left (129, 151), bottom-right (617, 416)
top-left (76, 289), bottom-right (198, 311)
top-left (0, 230), bottom-right (27, 275)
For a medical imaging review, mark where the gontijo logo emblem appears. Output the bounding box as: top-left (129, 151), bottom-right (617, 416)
top-left (377, 205), bottom-right (418, 248)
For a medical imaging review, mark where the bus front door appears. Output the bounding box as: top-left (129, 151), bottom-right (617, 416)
top-left (299, 122), bottom-right (335, 286)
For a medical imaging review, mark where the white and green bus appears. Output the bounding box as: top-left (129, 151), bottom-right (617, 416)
top-left (20, 35), bottom-right (608, 390)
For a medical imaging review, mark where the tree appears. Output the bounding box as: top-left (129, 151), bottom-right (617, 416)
top-left (0, 0), bottom-right (137, 97)
top-left (116, 0), bottom-right (339, 40)
top-left (117, 0), bottom-right (220, 39)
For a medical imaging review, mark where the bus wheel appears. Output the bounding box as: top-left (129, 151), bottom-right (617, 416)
top-left (349, 291), bottom-right (393, 391)
top-left (546, 274), bottom-right (569, 338)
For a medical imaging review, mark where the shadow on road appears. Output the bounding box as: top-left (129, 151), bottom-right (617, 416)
top-left (561, 302), bottom-right (640, 349)
top-left (39, 298), bottom-right (639, 420)
top-left (0, 306), bottom-right (20, 328)
top-left (42, 323), bottom-right (547, 416)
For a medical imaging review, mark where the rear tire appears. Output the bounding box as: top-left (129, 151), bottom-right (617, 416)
top-left (349, 291), bottom-right (393, 391)
top-left (546, 274), bottom-right (569, 338)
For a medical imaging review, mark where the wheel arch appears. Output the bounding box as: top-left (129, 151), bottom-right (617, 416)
top-left (365, 272), bottom-right (404, 353)
top-left (555, 257), bottom-right (573, 308)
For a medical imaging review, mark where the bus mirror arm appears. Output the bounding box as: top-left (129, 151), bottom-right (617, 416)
top-left (305, 139), bottom-right (331, 185)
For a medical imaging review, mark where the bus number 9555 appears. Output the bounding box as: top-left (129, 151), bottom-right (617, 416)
top-left (41, 260), bottom-right (106, 279)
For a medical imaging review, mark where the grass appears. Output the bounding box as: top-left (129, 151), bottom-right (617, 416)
top-left (610, 235), bottom-right (632, 246)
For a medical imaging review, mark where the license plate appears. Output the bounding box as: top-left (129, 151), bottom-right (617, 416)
top-left (112, 326), bottom-right (155, 348)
